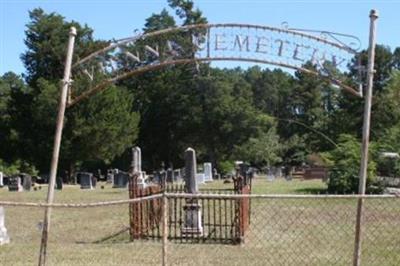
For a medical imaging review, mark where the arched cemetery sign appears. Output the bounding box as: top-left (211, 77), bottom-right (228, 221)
top-left (39, 10), bottom-right (379, 266)
top-left (69, 23), bottom-right (362, 106)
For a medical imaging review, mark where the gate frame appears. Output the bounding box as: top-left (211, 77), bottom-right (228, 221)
top-left (38, 10), bottom-right (378, 266)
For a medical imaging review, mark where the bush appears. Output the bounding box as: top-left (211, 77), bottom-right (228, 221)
top-left (322, 135), bottom-right (377, 194)
top-left (219, 160), bottom-right (235, 175)
top-left (0, 159), bottom-right (38, 176)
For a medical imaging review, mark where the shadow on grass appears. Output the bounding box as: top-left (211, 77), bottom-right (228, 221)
top-left (294, 187), bottom-right (328, 194)
top-left (76, 227), bottom-right (130, 244)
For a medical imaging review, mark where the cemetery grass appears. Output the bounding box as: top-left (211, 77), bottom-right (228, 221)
top-left (0, 178), bottom-right (399, 265)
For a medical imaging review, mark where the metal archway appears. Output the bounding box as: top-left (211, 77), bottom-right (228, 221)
top-left (68, 23), bottom-right (364, 107)
top-left (38, 11), bottom-right (378, 266)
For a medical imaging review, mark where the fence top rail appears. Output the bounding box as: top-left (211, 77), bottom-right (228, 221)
top-left (0, 193), bottom-right (399, 209)
top-left (165, 192), bottom-right (400, 199)
top-left (0, 193), bottom-right (162, 208)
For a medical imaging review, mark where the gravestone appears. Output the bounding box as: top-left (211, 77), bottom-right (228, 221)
top-left (131, 147), bottom-right (146, 188)
top-left (106, 169), bottom-right (115, 183)
top-left (79, 172), bottom-right (93, 189)
top-left (174, 169), bottom-right (182, 183)
top-left (203, 163), bottom-right (213, 182)
top-left (213, 168), bottom-right (220, 180)
top-left (0, 207), bottom-right (10, 245)
top-left (166, 168), bottom-right (174, 183)
top-left (56, 176), bottom-right (63, 190)
top-left (266, 168), bottom-right (275, 182)
top-left (276, 167), bottom-right (283, 178)
top-left (8, 176), bottom-right (22, 192)
top-left (180, 168), bottom-right (186, 183)
top-left (152, 171), bottom-right (160, 184)
top-left (159, 170), bottom-right (167, 187)
top-left (92, 176), bottom-right (97, 188)
top-left (182, 148), bottom-right (203, 236)
top-left (184, 148), bottom-right (197, 194)
top-left (196, 173), bottom-right (205, 184)
top-left (113, 172), bottom-right (129, 188)
top-left (0, 172), bottom-right (3, 187)
top-left (21, 174), bottom-right (32, 191)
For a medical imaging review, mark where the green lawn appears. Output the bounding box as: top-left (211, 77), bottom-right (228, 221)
top-left (0, 178), bottom-right (399, 265)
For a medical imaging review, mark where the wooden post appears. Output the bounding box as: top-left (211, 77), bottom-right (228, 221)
top-left (353, 9), bottom-right (378, 266)
top-left (38, 27), bottom-right (76, 266)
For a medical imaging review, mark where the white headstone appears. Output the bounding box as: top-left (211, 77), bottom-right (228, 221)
top-left (266, 168), bottom-right (275, 182)
top-left (203, 163), bottom-right (213, 182)
top-left (196, 173), bottom-right (205, 184)
top-left (0, 207), bottom-right (10, 245)
top-left (174, 169), bottom-right (182, 182)
top-left (132, 147), bottom-right (146, 188)
top-left (0, 172), bottom-right (3, 187)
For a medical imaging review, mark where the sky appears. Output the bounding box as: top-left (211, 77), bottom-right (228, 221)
top-left (1, 0), bottom-right (400, 75)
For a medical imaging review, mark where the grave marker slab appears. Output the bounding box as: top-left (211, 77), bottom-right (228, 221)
top-left (0, 207), bottom-right (10, 245)
top-left (56, 176), bottom-right (63, 190)
top-left (21, 174), bottom-right (32, 191)
top-left (79, 172), bottom-right (93, 189)
top-left (203, 163), bottom-right (213, 182)
top-left (8, 176), bottom-right (22, 192)
top-left (174, 169), bottom-right (182, 182)
top-left (166, 168), bottom-right (174, 183)
top-left (113, 172), bottom-right (129, 188)
top-left (196, 173), bottom-right (205, 184)
top-left (184, 148), bottom-right (197, 194)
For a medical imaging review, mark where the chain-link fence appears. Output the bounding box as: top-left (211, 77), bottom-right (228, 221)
top-left (0, 193), bottom-right (399, 265)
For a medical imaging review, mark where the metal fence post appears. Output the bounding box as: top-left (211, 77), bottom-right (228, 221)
top-left (38, 26), bottom-right (76, 266)
top-left (162, 192), bottom-right (168, 266)
top-left (353, 9), bottom-right (378, 266)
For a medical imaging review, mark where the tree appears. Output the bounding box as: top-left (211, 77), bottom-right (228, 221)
top-left (187, 68), bottom-right (281, 169)
top-left (349, 45), bottom-right (394, 94)
top-left (168, 0), bottom-right (207, 25)
top-left (144, 9), bottom-right (176, 33)
top-left (17, 8), bottom-right (140, 177)
top-left (0, 72), bottom-right (29, 163)
top-left (371, 70), bottom-right (400, 139)
top-left (21, 8), bottom-right (105, 88)
top-left (234, 126), bottom-right (282, 166)
top-left (375, 124), bottom-right (400, 177)
top-left (118, 5), bottom-right (209, 170)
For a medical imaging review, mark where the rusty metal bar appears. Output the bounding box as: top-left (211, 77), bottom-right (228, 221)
top-left (162, 193), bottom-right (168, 266)
top-left (174, 196), bottom-right (177, 240)
top-left (207, 197), bottom-right (210, 238)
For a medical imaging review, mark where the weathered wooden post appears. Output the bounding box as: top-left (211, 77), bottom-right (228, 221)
top-left (353, 9), bottom-right (378, 266)
top-left (38, 26), bottom-right (76, 266)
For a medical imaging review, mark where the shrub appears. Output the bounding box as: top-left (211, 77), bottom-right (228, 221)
top-left (322, 134), bottom-right (377, 194)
